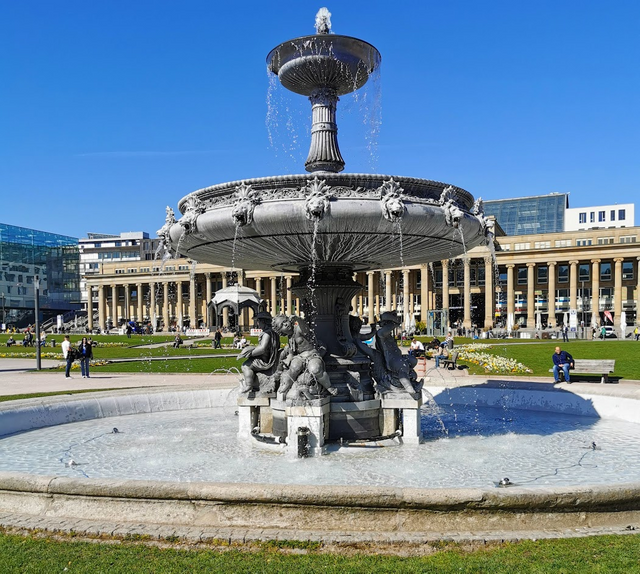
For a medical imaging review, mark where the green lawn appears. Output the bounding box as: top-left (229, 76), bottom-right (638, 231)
top-left (0, 531), bottom-right (639, 573)
top-left (3, 333), bottom-right (640, 380)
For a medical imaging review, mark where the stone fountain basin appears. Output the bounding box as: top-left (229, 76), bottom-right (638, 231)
top-left (170, 173), bottom-right (485, 271)
top-left (267, 34), bottom-right (381, 96)
top-left (1, 382), bottom-right (640, 542)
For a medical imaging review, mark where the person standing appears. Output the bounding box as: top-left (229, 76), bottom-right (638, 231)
top-left (77, 337), bottom-right (93, 378)
top-left (562, 325), bottom-right (569, 343)
top-left (552, 346), bottom-right (574, 384)
top-left (61, 335), bottom-right (73, 379)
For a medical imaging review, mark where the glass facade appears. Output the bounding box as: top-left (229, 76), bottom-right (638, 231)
top-left (484, 194), bottom-right (567, 236)
top-left (0, 223), bottom-right (80, 328)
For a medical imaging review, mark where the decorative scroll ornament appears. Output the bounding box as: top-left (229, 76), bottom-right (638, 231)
top-left (440, 185), bottom-right (463, 228)
top-left (304, 176), bottom-right (332, 221)
top-left (179, 196), bottom-right (206, 235)
top-left (378, 178), bottom-right (406, 222)
top-left (232, 182), bottom-right (261, 227)
top-left (472, 197), bottom-right (485, 217)
top-left (156, 206), bottom-right (176, 241)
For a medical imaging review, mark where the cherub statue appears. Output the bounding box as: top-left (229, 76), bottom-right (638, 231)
top-left (272, 315), bottom-right (338, 401)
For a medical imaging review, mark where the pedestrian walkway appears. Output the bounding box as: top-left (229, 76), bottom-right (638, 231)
top-left (0, 358), bottom-right (238, 396)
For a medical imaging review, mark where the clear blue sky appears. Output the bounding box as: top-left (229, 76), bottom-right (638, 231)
top-left (3, 1), bottom-right (639, 239)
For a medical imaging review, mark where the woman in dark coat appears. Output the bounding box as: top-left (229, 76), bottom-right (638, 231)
top-left (78, 337), bottom-right (93, 378)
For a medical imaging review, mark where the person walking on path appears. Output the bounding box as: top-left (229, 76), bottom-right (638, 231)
top-left (77, 337), bottom-right (93, 378)
top-left (213, 328), bottom-right (222, 349)
top-left (635, 326), bottom-right (639, 341)
top-left (552, 346), bottom-right (574, 384)
top-left (61, 335), bottom-right (74, 379)
top-left (562, 325), bottom-right (569, 343)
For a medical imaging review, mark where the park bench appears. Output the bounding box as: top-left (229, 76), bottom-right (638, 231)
top-left (549, 359), bottom-right (616, 384)
top-left (440, 350), bottom-right (459, 370)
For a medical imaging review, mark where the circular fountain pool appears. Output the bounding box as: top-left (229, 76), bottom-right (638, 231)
top-left (1, 387), bottom-right (639, 489)
top-left (1, 382), bottom-right (639, 541)
top-left (0, 405), bottom-right (635, 488)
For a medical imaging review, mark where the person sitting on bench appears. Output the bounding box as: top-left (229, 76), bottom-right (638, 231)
top-left (552, 346), bottom-right (574, 384)
top-left (434, 343), bottom-right (450, 369)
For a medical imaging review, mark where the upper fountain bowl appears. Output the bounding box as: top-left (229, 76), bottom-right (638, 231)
top-left (267, 34), bottom-right (381, 96)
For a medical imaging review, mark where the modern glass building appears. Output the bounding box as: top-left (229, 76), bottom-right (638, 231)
top-left (484, 193), bottom-right (568, 236)
top-left (0, 223), bottom-right (81, 329)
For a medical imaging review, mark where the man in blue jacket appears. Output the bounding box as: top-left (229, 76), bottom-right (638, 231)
top-left (552, 346), bottom-right (574, 384)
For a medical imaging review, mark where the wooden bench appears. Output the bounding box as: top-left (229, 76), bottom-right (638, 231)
top-left (549, 359), bottom-right (616, 384)
top-left (440, 350), bottom-right (459, 370)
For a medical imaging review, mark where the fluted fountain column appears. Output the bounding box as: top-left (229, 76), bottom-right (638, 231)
top-left (305, 89), bottom-right (344, 173)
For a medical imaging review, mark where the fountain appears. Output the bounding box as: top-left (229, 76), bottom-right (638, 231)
top-left (159, 8), bottom-right (492, 454)
top-left (3, 9), bottom-right (640, 543)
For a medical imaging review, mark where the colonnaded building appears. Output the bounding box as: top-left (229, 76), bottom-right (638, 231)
top-left (81, 194), bottom-right (640, 335)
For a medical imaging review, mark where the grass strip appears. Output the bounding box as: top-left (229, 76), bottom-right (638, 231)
top-left (0, 531), bottom-right (638, 573)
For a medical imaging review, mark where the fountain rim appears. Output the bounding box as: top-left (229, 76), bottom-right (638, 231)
top-left (176, 173), bottom-right (475, 214)
top-left (266, 33), bottom-right (382, 74)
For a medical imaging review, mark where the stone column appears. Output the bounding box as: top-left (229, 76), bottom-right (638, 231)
top-left (591, 259), bottom-right (600, 327)
top-left (205, 273), bottom-right (212, 327)
top-left (484, 256), bottom-right (494, 329)
top-left (98, 285), bottom-right (105, 331)
top-left (270, 276), bottom-right (277, 315)
top-left (136, 282), bottom-right (143, 322)
top-left (385, 271), bottom-right (392, 313)
top-left (189, 275), bottom-right (197, 328)
top-left (124, 284), bottom-right (131, 321)
top-left (569, 260), bottom-right (579, 313)
top-left (111, 283), bottom-right (118, 326)
top-left (548, 262), bottom-right (556, 328)
top-left (255, 277), bottom-right (262, 315)
top-left (420, 265), bottom-right (428, 323)
top-left (149, 282), bottom-right (156, 328)
top-left (87, 286), bottom-right (94, 332)
top-left (163, 282), bottom-right (170, 331)
top-left (506, 264), bottom-right (515, 328)
top-left (402, 269), bottom-right (410, 327)
top-left (367, 271), bottom-right (375, 323)
top-left (527, 262), bottom-right (536, 329)
top-left (286, 276), bottom-right (293, 315)
top-left (614, 257), bottom-right (624, 328)
top-left (463, 258), bottom-right (471, 329)
top-left (221, 273), bottom-right (229, 327)
top-left (441, 260), bottom-right (450, 312)
top-left (176, 281), bottom-right (183, 329)
top-left (636, 257), bottom-right (640, 327)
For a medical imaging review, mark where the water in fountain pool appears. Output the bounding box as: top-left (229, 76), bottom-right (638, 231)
top-left (1, 403), bottom-right (639, 489)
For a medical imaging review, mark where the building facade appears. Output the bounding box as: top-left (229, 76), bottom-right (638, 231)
top-left (79, 232), bottom-right (160, 317)
top-left (84, 224), bottom-right (640, 334)
top-left (484, 193), bottom-right (568, 236)
top-left (0, 223), bottom-right (80, 328)
top-left (565, 203), bottom-right (634, 232)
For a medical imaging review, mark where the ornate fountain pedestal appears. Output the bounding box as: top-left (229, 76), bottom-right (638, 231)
top-left (381, 396), bottom-right (424, 446)
top-left (237, 395), bottom-right (272, 440)
top-left (285, 398), bottom-right (331, 457)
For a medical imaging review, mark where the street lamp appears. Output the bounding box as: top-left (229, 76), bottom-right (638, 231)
top-left (34, 275), bottom-right (41, 371)
top-left (0, 292), bottom-right (5, 330)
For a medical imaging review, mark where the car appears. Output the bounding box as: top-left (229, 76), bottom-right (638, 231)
top-left (601, 326), bottom-right (617, 339)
